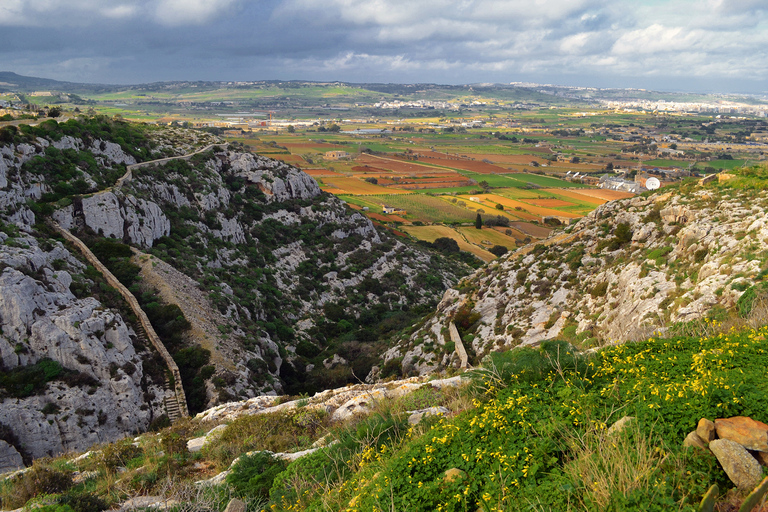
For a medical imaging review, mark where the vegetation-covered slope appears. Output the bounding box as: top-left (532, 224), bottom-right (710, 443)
top-left (0, 116), bottom-right (473, 462)
top-left (4, 324), bottom-right (768, 511)
top-left (386, 166), bottom-right (768, 376)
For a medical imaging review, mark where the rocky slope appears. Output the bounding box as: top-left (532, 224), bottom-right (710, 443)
top-left (0, 117), bottom-right (471, 463)
top-left (387, 173), bottom-right (768, 374)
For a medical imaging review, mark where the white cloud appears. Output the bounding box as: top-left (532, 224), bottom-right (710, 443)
top-left (154, 0), bottom-right (240, 26)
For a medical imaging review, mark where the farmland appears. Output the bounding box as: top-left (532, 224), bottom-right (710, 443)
top-left (401, 225), bottom-right (497, 261)
top-left (33, 80), bottom-right (762, 260)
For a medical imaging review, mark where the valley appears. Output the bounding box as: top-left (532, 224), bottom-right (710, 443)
top-left (0, 76), bottom-right (767, 511)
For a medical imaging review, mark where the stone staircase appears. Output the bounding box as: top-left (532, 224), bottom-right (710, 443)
top-left (163, 377), bottom-right (184, 423)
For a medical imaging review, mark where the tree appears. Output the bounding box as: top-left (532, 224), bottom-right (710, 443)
top-left (328, 124), bottom-right (341, 133)
top-left (47, 107), bottom-right (61, 118)
top-left (495, 203), bottom-right (504, 210)
top-left (489, 245), bottom-right (508, 257)
top-left (364, 177), bottom-right (378, 185)
top-left (479, 180), bottom-right (490, 190)
top-left (475, 213), bottom-right (482, 229)
top-left (432, 237), bottom-right (460, 253)
top-left (287, 125), bottom-right (295, 133)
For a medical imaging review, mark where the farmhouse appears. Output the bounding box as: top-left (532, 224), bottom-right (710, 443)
top-left (599, 176), bottom-right (643, 194)
top-left (325, 151), bottom-right (350, 160)
top-left (382, 206), bottom-right (407, 215)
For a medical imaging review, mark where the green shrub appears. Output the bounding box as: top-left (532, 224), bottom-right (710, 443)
top-left (590, 281), bottom-right (609, 298)
top-left (57, 492), bottom-right (108, 512)
top-left (226, 452), bottom-right (287, 500)
top-left (5, 464), bottom-right (73, 508)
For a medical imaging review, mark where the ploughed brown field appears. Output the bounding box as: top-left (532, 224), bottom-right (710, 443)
top-left (525, 198), bottom-right (577, 207)
top-left (355, 154), bottom-right (444, 174)
top-left (468, 154), bottom-right (547, 165)
top-left (404, 151), bottom-right (509, 174)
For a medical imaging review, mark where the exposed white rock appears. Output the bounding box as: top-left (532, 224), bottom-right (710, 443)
top-left (0, 441), bottom-right (24, 474)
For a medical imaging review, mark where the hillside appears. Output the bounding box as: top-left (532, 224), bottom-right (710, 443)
top-left (0, 117), bottom-right (471, 463)
top-left (384, 168), bottom-right (768, 375)
top-left (2, 116), bottom-right (768, 511)
top-left (3, 323), bottom-right (768, 511)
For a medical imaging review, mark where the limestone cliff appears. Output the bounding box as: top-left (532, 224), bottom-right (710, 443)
top-left (389, 179), bottom-right (768, 374)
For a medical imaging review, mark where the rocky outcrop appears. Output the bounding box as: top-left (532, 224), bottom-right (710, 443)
top-left (0, 441), bottom-right (23, 473)
top-left (391, 185), bottom-right (768, 374)
top-left (0, 233), bottom-right (166, 460)
top-left (52, 192), bottom-right (170, 248)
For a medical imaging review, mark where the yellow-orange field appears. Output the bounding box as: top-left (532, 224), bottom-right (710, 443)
top-left (458, 194), bottom-right (582, 219)
top-left (401, 225), bottom-right (496, 262)
top-left (525, 198), bottom-right (577, 207)
top-left (269, 154), bottom-right (306, 166)
top-left (304, 169), bottom-right (345, 177)
top-left (543, 188), bottom-right (634, 203)
top-left (321, 177), bottom-right (412, 195)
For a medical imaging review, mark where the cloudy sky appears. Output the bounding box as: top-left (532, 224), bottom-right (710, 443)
top-left (1, 0), bottom-right (766, 93)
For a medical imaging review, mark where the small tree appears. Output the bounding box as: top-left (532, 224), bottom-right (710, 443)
top-left (287, 125), bottom-right (295, 133)
top-left (475, 213), bottom-right (482, 229)
top-left (489, 245), bottom-right (508, 257)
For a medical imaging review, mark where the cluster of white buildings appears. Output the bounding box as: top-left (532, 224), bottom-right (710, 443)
top-left (373, 99), bottom-right (457, 110)
top-left (599, 99), bottom-right (768, 117)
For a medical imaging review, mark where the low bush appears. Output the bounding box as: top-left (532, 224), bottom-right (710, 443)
top-left (226, 452), bottom-right (287, 501)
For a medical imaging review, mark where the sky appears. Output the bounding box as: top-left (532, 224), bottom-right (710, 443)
top-left (1, 0), bottom-right (767, 94)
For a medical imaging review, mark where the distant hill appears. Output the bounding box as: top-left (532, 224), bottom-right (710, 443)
top-left (0, 71), bottom-right (112, 93)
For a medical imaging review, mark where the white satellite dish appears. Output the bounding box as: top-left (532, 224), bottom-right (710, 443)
top-left (646, 177), bottom-right (661, 190)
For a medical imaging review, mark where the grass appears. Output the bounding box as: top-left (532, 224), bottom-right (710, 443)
top-left (401, 225), bottom-right (497, 261)
top-left (6, 320), bottom-right (768, 511)
top-left (456, 226), bottom-right (519, 249)
top-left (355, 194), bottom-right (480, 224)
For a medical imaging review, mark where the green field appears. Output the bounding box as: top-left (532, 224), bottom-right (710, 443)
top-left (339, 194), bottom-right (478, 224)
top-left (694, 159), bottom-right (748, 170)
top-left (645, 159), bottom-right (688, 167)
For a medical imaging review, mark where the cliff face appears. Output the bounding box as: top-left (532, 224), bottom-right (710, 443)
top-left (0, 231), bottom-right (166, 463)
top-left (0, 119), bottom-right (471, 463)
top-left (389, 181), bottom-right (768, 375)
top-left (106, 144), bottom-right (469, 396)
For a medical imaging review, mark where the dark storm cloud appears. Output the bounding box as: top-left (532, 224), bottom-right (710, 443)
top-left (0, 0), bottom-right (766, 92)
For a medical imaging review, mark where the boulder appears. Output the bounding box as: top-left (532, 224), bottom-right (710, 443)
top-left (715, 417), bottom-right (768, 452)
top-left (696, 418), bottom-right (716, 443)
top-left (443, 468), bottom-right (466, 483)
top-left (223, 498), bottom-right (246, 512)
top-left (709, 439), bottom-right (762, 490)
top-left (119, 496), bottom-right (179, 511)
top-left (683, 431), bottom-right (708, 450)
top-left (187, 424), bottom-right (228, 453)
top-left (407, 407), bottom-right (450, 425)
top-left (606, 416), bottom-right (635, 436)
